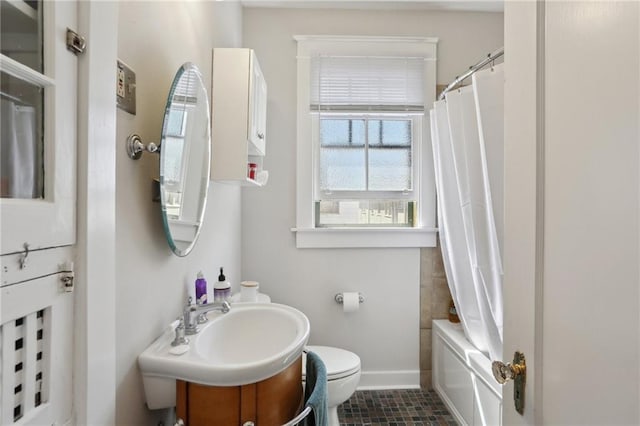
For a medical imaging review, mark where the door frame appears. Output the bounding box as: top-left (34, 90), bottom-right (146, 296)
top-left (503, 1), bottom-right (545, 424)
top-left (74, 1), bottom-right (118, 424)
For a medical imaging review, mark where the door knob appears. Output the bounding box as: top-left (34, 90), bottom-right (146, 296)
top-left (492, 351), bottom-right (526, 414)
top-left (492, 354), bottom-right (526, 384)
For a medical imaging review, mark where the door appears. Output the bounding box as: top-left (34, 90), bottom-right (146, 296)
top-left (248, 50), bottom-right (267, 156)
top-left (502, 1), bottom-right (640, 424)
top-left (0, 0), bottom-right (79, 424)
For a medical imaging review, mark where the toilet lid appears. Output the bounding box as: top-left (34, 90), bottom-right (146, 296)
top-left (303, 345), bottom-right (361, 381)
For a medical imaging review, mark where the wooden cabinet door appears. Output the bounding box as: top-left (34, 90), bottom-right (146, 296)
top-left (176, 357), bottom-right (302, 425)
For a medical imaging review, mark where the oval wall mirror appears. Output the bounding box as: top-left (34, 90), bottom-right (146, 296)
top-left (159, 63), bottom-right (211, 257)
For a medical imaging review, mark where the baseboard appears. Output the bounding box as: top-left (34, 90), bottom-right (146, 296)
top-left (357, 370), bottom-right (421, 390)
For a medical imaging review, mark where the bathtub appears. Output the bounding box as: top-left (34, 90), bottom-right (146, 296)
top-left (432, 320), bottom-right (503, 426)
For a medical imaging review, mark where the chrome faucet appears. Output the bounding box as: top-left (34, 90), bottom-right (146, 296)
top-left (183, 297), bottom-right (231, 335)
top-left (171, 317), bottom-right (189, 347)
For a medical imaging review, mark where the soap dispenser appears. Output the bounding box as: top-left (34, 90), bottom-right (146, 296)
top-left (214, 267), bottom-right (231, 303)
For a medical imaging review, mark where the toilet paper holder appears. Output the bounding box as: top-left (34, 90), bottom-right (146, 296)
top-left (334, 293), bottom-right (364, 304)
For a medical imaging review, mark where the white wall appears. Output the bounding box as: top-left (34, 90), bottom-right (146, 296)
top-left (115, 2), bottom-right (242, 424)
top-left (241, 7), bottom-right (503, 387)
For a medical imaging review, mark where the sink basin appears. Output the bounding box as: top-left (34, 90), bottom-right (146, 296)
top-left (138, 303), bottom-right (310, 409)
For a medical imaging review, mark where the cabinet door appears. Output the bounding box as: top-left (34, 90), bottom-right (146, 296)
top-left (1, 0), bottom-right (77, 254)
top-left (248, 51), bottom-right (267, 156)
top-left (1, 1), bottom-right (77, 424)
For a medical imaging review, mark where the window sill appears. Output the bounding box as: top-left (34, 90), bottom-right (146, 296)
top-left (291, 227), bottom-right (438, 249)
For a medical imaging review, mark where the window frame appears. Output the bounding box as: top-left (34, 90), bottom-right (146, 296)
top-left (293, 35), bottom-right (438, 248)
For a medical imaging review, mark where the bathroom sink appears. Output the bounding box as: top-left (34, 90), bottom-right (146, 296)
top-left (138, 303), bottom-right (310, 409)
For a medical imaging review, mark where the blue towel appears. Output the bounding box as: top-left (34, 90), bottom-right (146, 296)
top-left (304, 351), bottom-right (328, 426)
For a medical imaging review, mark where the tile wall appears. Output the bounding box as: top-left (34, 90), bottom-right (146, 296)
top-left (419, 240), bottom-right (452, 389)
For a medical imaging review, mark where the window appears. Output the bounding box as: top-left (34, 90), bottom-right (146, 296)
top-left (294, 36), bottom-right (438, 248)
top-left (315, 115), bottom-right (419, 227)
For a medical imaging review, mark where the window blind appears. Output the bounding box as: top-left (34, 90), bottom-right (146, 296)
top-left (310, 56), bottom-right (425, 112)
top-left (172, 69), bottom-right (200, 104)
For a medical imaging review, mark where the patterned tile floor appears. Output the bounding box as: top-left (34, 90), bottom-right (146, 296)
top-left (338, 389), bottom-right (457, 426)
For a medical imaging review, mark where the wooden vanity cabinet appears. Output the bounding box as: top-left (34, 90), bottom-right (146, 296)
top-left (176, 357), bottom-right (302, 425)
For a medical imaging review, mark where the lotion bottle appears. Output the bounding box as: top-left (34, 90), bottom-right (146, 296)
top-left (214, 267), bottom-right (231, 303)
top-left (195, 271), bottom-right (207, 305)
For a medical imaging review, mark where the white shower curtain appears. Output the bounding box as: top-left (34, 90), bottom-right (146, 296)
top-left (473, 65), bottom-right (505, 257)
top-left (1, 99), bottom-right (38, 198)
top-left (430, 64), bottom-right (504, 360)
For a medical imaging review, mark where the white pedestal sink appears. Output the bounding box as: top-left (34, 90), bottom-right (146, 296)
top-left (138, 303), bottom-right (310, 409)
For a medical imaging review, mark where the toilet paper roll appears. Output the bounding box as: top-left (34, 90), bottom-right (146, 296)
top-left (342, 292), bottom-right (360, 313)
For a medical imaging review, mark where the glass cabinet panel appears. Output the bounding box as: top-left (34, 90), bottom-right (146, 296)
top-left (1, 0), bottom-right (44, 199)
top-left (1, 71), bottom-right (44, 199)
top-left (0, 0), bottom-right (43, 73)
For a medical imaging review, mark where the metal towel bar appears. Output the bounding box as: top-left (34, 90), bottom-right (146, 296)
top-left (282, 405), bottom-right (312, 426)
top-left (173, 402), bottom-right (312, 425)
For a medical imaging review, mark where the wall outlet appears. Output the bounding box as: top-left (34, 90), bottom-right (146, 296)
top-left (116, 59), bottom-right (136, 115)
top-left (117, 68), bottom-right (125, 98)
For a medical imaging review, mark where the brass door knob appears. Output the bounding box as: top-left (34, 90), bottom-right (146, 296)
top-left (492, 359), bottom-right (525, 384)
top-left (492, 351), bottom-right (527, 415)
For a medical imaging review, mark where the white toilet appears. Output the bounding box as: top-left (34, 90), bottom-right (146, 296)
top-left (303, 345), bottom-right (361, 426)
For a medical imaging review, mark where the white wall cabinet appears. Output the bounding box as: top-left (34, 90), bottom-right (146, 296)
top-left (211, 48), bottom-right (267, 186)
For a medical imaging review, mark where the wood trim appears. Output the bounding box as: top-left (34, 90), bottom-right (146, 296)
top-left (240, 383), bottom-right (257, 424)
top-left (176, 380), bottom-right (188, 424)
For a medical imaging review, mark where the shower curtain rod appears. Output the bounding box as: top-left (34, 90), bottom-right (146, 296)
top-left (438, 47), bottom-right (504, 101)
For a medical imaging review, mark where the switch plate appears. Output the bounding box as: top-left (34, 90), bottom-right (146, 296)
top-left (116, 59), bottom-right (136, 115)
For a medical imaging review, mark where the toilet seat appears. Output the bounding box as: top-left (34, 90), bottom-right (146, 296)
top-left (303, 345), bottom-right (361, 381)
